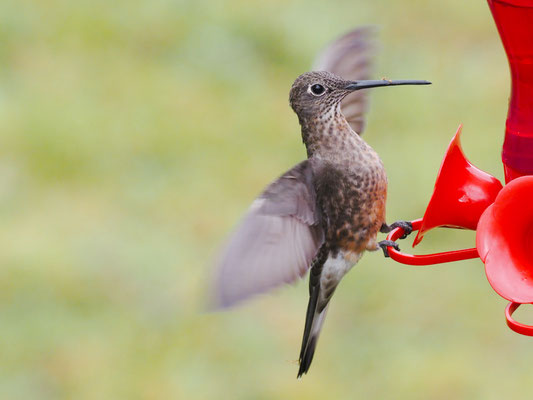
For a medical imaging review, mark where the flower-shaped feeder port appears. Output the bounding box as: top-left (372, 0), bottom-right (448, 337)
top-left (477, 176), bottom-right (533, 335)
top-left (384, 132), bottom-right (533, 336)
top-left (385, 125), bottom-right (503, 265)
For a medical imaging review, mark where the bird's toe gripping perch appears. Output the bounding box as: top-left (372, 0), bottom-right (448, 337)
top-left (388, 220), bottom-right (413, 239)
top-left (378, 240), bottom-right (400, 258)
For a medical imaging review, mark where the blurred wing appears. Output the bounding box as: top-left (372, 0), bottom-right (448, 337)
top-left (212, 160), bottom-right (324, 308)
top-left (312, 26), bottom-right (377, 135)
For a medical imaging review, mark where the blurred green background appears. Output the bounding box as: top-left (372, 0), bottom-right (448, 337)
top-left (2, 0), bottom-right (533, 398)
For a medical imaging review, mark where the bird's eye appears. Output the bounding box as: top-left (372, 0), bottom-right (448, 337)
top-left (309, 84), bottom-right (326, 96)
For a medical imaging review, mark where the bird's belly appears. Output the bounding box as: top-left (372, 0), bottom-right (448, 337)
top-left (342, 199), bottom-right (385, 251)
top-left (322, 250), bottom-right (360, 278)
top-left (319, 250), bottom-right (361, 302)
top-left (331, 185), bottom-right (386, 254)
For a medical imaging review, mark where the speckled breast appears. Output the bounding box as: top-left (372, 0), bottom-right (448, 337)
top-left (314, 157), bottom-right (387, 256)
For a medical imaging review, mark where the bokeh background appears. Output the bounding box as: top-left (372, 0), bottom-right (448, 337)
top-left (2, 0), bottom-right (533, 398)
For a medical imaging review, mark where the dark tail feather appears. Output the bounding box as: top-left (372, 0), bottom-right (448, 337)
top-left (298, 335), bottom-right (318, 377)
top-left (298, 285), bottom-right (319, 377)
top-left (298, 246), bottom-right (329, 378)
top-left (300, 285), bottom-right (318, 352)
top-left (297, 288), bottom-right (329, 378)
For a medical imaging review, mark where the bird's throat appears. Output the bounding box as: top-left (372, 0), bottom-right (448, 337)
top-left (299, 107), bottom-right (366, 161)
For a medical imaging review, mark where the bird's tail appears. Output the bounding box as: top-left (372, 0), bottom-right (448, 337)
top-left (297, 286), bottom-right (330, 378)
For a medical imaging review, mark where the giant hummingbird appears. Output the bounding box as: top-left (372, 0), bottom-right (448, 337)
top-left (211, 28), bottom-right (430, 377)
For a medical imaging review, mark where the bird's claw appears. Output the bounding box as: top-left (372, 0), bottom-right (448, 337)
top-left (378, 240), bottom-right (400, 258)
top-left (389, 220), bottom-right (413, 240)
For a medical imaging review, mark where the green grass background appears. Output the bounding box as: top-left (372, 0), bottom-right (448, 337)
top-left (2, 0), bottom-right (533, 398)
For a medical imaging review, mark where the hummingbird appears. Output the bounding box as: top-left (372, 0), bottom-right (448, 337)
top-left (211, 28), bottom-right (430, 377)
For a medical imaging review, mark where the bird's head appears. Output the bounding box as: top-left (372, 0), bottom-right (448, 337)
top-left (289, 71), bottom-right (430, 121)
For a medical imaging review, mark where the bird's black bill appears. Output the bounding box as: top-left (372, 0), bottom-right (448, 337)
top-left (345, 79), bottom-right (431, 91)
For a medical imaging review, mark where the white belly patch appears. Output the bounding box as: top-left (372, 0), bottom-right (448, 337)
top-left (321, 250), bottom-right (361, 286)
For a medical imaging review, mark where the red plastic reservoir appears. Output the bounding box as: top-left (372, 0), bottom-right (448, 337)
top-left (488, 0), bottom-right (533, 181)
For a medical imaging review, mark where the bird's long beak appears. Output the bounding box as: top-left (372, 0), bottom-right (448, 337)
top-left (345, 79), bottom-right (431, 91)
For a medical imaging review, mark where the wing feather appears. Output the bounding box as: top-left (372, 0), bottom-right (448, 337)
top-left (212, 161), bottom-right (323, 308)
top-left (312, 26), bottom-right (377, 135)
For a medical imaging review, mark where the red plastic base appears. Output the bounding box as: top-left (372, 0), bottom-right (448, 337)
top-left (506, 303), bottom-right (533, 336)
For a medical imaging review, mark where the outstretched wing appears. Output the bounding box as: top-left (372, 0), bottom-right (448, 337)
top-left (312, 26), bottom-right (377, 135)
top-left (212, 160), bottom-right (324, 308)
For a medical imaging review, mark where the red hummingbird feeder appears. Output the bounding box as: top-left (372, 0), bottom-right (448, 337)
top-left (385, 0), bottom-right (533, 335)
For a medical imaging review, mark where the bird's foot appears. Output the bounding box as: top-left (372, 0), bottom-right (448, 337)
top-left (378, 240), bottom-right (400, 258)
top-left (380, 220), bottom-right (413, 239)
top-left (390, 220), bottom-right (413, 239)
